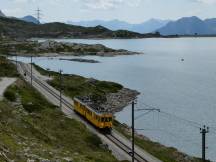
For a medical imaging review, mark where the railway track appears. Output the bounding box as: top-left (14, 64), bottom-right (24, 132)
top-left (106, 134), bottom-right (148, 162)
top-left (19, 62), bottom-right (149, 162)
top-left (20, 63), bottom-right (72, 109)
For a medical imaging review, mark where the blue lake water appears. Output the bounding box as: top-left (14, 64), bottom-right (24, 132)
top-left (15, 38), bottom-right (216, 161)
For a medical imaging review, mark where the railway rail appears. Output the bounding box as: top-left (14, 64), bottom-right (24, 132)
top-left (19, 62), bottom-right (150, 162)
top-left (106, 134), bottom-right (148, 162)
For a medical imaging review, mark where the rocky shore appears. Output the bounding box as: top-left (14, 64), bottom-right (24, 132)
top-left (59, 58), bottom-right (100, 63)
top-left (102, 88), bottom-right (140, 113)
top-left (0, 40), bottom-right (142, 57)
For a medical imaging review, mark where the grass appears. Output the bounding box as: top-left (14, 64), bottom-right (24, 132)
top-left (0, 57), bottom-right (124, 161)
top-left (1, 79), bottom-right (125, 162)
top-left (34, 64), bottom-right (123, 103)
top-left (0, 56), bottom-right (18, 77)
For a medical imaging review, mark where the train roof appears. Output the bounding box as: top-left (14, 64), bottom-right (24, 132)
top-left (74, 96), bottom-right (112, 115)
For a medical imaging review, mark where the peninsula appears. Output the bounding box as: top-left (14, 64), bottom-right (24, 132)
top-left (0, 40), bottom-right (141, 57)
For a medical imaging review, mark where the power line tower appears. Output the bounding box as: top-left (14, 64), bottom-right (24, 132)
top-left (200, 125), bottom-right (209, 162)
top-left (35, 7), bottom-right (42, 24)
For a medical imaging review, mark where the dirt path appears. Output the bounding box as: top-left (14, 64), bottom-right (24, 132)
top-left (0, 77), bottom-right (17, 100)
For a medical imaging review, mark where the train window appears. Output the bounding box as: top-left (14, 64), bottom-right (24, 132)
top-left (101, 118), bottom-right (105, 122)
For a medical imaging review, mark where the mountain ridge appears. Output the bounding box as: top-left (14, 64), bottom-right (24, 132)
top-left (157, 16), bottom-right (216, 35)
top-left (68, 19), bottom-right (170, 33)
top-left (0, 16), bottom-right (161, 39)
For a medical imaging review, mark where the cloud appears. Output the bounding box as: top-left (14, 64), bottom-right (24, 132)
top-left (6, 0), bottom-right (144, 10)
top-left (192, 0), bottom-right (216, 4)
top-left (77, 0), bottom-right (143, 10)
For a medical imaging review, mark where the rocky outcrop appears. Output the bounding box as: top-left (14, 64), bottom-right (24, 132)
top-left (102, 88), bottom-right (140, 113)
top-left (38, 40), bottom-right (141, 56)
top-left (0, 40), bottom-right (142, 57)
top-left (59, 58), bottom-right (100, 63)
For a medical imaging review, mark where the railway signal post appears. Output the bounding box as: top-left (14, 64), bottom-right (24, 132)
top-left (200, 125), bottom-right (209, 162)
top-left (59, 70), bottom-right (63, 109)
top-left (30, 56), bottom-right (33, 86)
top-left (15, 53), bottom-right (18, 72)
top-left (131, 100), bottom-right (136, 162)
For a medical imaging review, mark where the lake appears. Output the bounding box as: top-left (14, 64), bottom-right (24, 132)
top-left (15, 38), bottom-right (216, 161)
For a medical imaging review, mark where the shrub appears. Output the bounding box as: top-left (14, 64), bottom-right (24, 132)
top-left (4, 89), bottom-right (16, 102)
top-left (86, 134), bottom-right (102, 147)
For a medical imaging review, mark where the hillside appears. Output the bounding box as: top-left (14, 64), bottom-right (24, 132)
top-left (20, 15), bottom-right (40, 24)
top-left (0, 56), bottom-right (124, 162)
top-left (157, 16), bottom-right (216, 35)
top-left (0, 16), bottom-right (161, 39)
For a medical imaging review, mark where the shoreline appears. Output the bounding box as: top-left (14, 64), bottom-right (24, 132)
top-left (0, 39), bottom-right (143, 57)
top-left (32, 64), bottom-right (140, 113)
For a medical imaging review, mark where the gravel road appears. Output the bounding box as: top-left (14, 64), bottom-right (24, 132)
top-left (0, 77), bottom-right (16, 100)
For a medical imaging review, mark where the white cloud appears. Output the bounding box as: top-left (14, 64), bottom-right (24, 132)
top-left (7, 0), bottom-right (144, 10)
top-left (82, 0), bottom-right (143, 9)
top-left (193, 0), bottom-right (216, 4)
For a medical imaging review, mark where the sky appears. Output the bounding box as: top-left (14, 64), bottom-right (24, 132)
top-left (1, 0), bottom-right (216, 23)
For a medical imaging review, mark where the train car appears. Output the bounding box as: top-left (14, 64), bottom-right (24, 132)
top-left (74, 97), bottom-right (113, 130)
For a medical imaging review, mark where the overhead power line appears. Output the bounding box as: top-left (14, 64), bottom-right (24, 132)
top-left (137, 101), bottom-right (202, 129)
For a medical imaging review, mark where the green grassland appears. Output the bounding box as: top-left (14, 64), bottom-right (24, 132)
top-left (1, 79), bottom-right (124, 162)
top-left (0, 57), bottom-right (126, 162)
top-left (34, 64), bottom-right (123, 103)
top-left (0, 56), bottom-right (18, 77)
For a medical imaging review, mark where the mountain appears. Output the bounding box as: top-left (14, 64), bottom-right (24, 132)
top-left (0, 16), bottom-right (161, 39)
top-left (20, 15), bottom-right (39, 24)
top-left (68, 19), bottom-right (129, 30)
top-left (0, 10), bottom-right (5, 17)
top-left (130, 19), bottom-right (170, 33)
top-left (68, 19), bottom-right (170, 33)
top-left (157, 16), bottom-right (216, 35)
top-left (205, 18), bottom-right (216, 33)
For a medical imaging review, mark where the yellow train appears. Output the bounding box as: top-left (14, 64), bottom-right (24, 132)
top-left (74, 97), bottom-right (113, 130)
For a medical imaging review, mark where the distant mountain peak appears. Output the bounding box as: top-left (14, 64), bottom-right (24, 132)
top-left (20, 15), bottom-right (40, 24)
top-left (178, 16), bottom-right (202, 21)
top-left (67, 18), bottom-right (170, 34)
top-left (157, 16), bottom-right (216, 35)
top-left (0, 10), bottom-right (6, 17)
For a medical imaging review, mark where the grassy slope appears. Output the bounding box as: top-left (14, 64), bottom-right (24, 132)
top-left (0, 16), bottom-right (160, 39)
top-left (0, 56), bottom-right (18, 77)
top-left (1, 80), bottom-right (122, 162)
top-left (0, 57), bottom-right (125, 162)
top-left (34, 64), bottom-right (123, 102)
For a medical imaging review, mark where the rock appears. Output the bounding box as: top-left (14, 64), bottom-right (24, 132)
top-left (86, 78), bottom-right (97, 84)
top-left (59, 58), bottom-right (100, 63)
top-left (101, 88), bottom-right (140, 113)
top-left (62, 157), bottom-right (73, 162)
